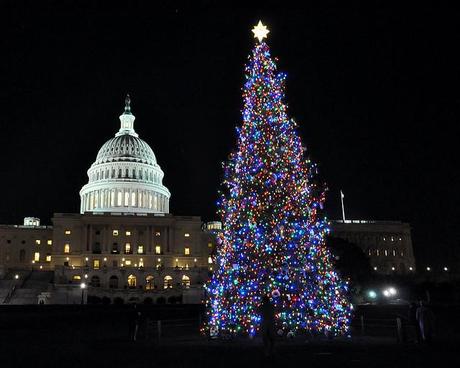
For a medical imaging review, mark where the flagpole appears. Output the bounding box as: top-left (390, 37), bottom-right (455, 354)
top-left (340, 190), bottom-right (346, 222)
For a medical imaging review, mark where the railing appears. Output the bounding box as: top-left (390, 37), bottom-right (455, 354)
top-left (353, 314), bottom-right (417, 343)
top-left (143, 317), bottom-right (202, 342)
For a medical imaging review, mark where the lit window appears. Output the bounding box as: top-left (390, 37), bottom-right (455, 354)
top-left (34, 252), bottom-right (40, 262)
top-left (164, 275), bottom-right (173, 289)
top-left (182, 275), bottom-right (190, 288)
top-left (184, 247), bottom-right (190, 255)
top-left (35, 240), bottom-right (41, 245)
top-left (125, 260), bottom-right (132, 266)
top-left (126, 231), bottom-right (131, 236)
top-left (113, 230), bottom-right (119, 236)
top-left (208, 242), bottom-right (213, 248)
top-left (368, 249), bottom-right (372, 256)
top-left (208, 256), bottom-right (213, 264)
top-left (155, 246), bottom-right (161, 254)
top-left (184, 233), bottom-right (190, 238)
top-left (145, 275), bottom-right (154, 290)
top-left (139, 259), bottom-right (144, 267)
top-left (376, 249), bottom-right (380, 256)
top-left (383, 237), bottom-right (386, 241)
top-left (47, 240), bottom-right (52, 245)
top-left (128, 274), bottom-right (136, 287)
top-left (46, 255), bottom-right (51, 262)
top-left (125, 243), bottom-right (131, 254)
top-left (401, 251), bottom-right (404, 257)
top-left (155, 231), bottom-right (161, 236)
top-left (391, 266), bottom-right (395, 271)
top-left (374, 266), bottom-right (378, 271)
top-left (93, 260), bottom-right (100, 269)
top-left (73, 275), bottom-right (81, 281)
top-left (65, 230), bottom-right (71, 235)
top-left (399, 237), bottom-right (402, 241)
top-left (64, 244), bottom-right (70, 254)
top-left (384, 250), bottom-right (388, 256)
top-left (137, 245), bottom-right (144, 254)
top-left (392, 249), bottom-right (396, 256)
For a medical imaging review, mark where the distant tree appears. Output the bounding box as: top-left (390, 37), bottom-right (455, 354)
top-left (143, 297), bottom-right (153, 305)
top-left (326, 236), bottom-right (373, 285)
top-left (113, 297), bottom-right (124, 305)
top-left (87, 295), bottom-right (102, 304)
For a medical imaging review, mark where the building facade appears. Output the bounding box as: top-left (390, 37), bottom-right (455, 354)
top-left (0, 97), bottom-right (213, 305)
top-left (330, 220), bottom-right (416, 274)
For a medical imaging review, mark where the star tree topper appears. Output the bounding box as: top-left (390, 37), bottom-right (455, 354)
top-left (252, 20), bottom-right (270, 42)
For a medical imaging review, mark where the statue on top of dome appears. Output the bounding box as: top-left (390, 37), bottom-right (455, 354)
top-left (124, 94), bottom-right (131, 114)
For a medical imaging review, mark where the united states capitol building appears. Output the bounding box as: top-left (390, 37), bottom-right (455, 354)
top-left (0, 96), bottom-right (416, 305)
top-left (0, 96), bottom-right (217, 305)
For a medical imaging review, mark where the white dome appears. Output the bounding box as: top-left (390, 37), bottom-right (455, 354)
top-left (95, 134), bottom-right (157, 166)
top-left (79, 95), bottom-right (171, 214)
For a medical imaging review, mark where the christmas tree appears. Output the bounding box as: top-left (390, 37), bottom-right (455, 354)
top-left (206, 21), bottom-right (352, 337)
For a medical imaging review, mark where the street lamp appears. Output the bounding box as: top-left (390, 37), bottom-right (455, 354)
top-left (80, 282), bottom-right (86, 304)
top-left (383, 287), bottom-right (397, 298)
top-left (368, 290), bottom-right (377, 299)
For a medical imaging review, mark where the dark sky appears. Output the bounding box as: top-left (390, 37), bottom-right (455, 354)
top-left (1, 3), bottom-right (459, 268)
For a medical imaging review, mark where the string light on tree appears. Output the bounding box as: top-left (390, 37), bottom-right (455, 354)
top-left (205, 22), bottom-right (352, 338)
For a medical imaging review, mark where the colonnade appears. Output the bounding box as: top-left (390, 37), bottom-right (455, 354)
top-left (81, 188), bottom-right (169, 213)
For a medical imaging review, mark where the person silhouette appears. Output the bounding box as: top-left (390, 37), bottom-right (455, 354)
top-left (260, 295), bottom-right (276, 357)
top-left (416, 300), bottom-right (435, 343)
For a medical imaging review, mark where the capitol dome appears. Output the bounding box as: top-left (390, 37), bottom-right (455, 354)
top-left (79, 95), bottom-right (171, 214)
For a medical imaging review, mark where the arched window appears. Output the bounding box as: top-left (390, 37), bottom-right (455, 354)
top-left (90, 275), bottom-right (100, 287)
top-left (19, 249), bottom-right (26, 263)
top-left (109, 275), bottom-right (118, 289)
top-left (164, 275), bottom-right (173, 289)
top-left (128, 274), bottom-right (137, 288)
top-left (181, 275), bottom-right (190, 288)
top-left (145, 275), bottom-right (154, 290)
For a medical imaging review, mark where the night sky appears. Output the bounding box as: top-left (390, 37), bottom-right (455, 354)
top-left (1, 3), bottom-right (459, 269)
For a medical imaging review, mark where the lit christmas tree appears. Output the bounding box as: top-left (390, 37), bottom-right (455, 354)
top-left (206, 21), bottom-right (352, 337)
